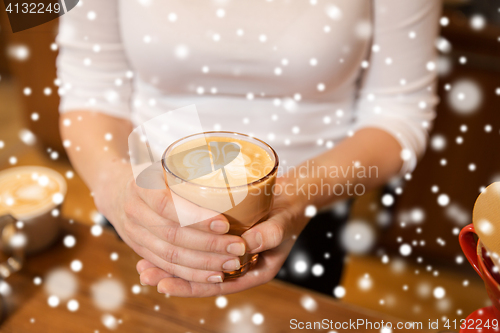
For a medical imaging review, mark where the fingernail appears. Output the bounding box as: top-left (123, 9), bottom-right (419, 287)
top-left (210, 220), bottom-right (230, 233)
top-left (207, 275), bottom-right (223, 283)
top-left (245, 232), bottom-right (263, 252)
top-left (222, 258), bottom-right (241, 271)
top-left (227, 242), bottom-right (245, 256)
top-left (140, 281), bottom-right (146, 286)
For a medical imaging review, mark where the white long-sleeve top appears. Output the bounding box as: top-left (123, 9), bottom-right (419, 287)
top-left (57, 0), bottom-right (440, 173)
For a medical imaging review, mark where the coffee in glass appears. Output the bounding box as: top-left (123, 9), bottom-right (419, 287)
top-left (162, 132), bottom-right (278, 279)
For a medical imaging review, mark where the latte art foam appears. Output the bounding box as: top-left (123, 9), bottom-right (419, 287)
top-left (166, 136), bottom-right (274, 187)
top-left (0, 167), bottom-right (66, 220)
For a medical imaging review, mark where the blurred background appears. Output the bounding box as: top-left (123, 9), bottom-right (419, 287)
top-left (0, 0), bottom-right (499, 326)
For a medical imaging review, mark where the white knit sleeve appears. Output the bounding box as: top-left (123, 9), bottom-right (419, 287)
top-left (56, 0), bottom-right (132, 120)
top-left (354, 0), bottom-right (441, 175)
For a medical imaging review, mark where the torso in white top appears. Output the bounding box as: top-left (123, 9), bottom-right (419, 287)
top-left (57, 0), bottom-right (440, 171)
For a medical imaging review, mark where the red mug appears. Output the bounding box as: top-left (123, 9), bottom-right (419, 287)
top-left (459, 224), bottom-right (500, 319)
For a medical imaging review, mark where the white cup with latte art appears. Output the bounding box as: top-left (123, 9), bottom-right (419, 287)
top-left (0, 166), bottom-right (66, 259)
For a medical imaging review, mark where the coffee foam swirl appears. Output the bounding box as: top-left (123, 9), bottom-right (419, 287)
top-left (188, 149), bottom-right (262, 186)
top-left (0, 167), bottom-right (66, 220)
top-left (167, 137), bottom-right (274, 188)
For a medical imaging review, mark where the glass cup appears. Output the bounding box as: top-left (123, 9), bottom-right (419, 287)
top-left (162, 131), bottom-right (279, 279)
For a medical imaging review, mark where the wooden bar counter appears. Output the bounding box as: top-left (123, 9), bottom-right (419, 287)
top-left (0, 221), bottom-right (427, 333)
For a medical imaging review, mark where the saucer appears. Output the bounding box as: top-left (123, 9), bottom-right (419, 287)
top-left (460, 306), bottom-right (499, 333)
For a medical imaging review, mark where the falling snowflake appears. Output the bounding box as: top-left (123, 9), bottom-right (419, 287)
top-left (304, 205), bottom-right (317, 218)
top-left (333, 285), bottom-right (346, 298)
top-left (433, 286), bottom-right (445, 299)
top-left (448, 79), bottom-right (482, 115)
top-left (294, 260), bottom-right (308, 274)
top-left (381, 194), bottom-right (394, 207)
top-left (44, 268), bottom-right (78, 300)
top-left (399, 244), bottom-right (412, 256)
top-left (67, 299), bottom-right (79, 312)
top-left (91, 225), bottom-right (103, 237)
top-left (252, 313), bottom-right (264, 325)
top-left (357, 274), bottom-right (373, 291)
top-left (215, 296), bottom-right (228, 308)
top-left (326, 5), bottom-right (342, 20)
top-left (70, 260), bottom-right (83, 272)
top-left (91, 278), bottom-right (125, 311)
top-left (340, 220), bottom-right (375, 254)
top-left (47, 295), bottom-right (60, 307)
top-left (470, 14), bottom-right (486, 31)
top-left (300, 295), bottom-right (318, 312)
top-left (311, 264), bottom-right (324, 277)
top-left (437, 194), bottom-right (450, 207)
top-left (102, 314), bottom-right (118, 330)
top-left (63, 235), bottom-right (76, 248)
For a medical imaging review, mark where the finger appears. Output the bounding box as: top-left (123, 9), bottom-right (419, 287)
top-left (129, 186), bottom-right (230, 234)
top-left (135, 246), bottom-right (225, 284)
top-left (157, 277), bottom-right (221, 297)
top-left (127, 202), bottom-right (246, 255)
top-left (132, 224), bottom-right (241, 271)
top-left (134, 183), bottom-right (228, 231)
top-left (156, 246), bottom-right (286, 297)
top-left (136, 259), bottom-right (156, 274)
top-left (140, 267), bottom-right (174, 286)
top-left (185, 218), bottom-right (230, 235)
top-left (241, 211), bottom-right (293, 253)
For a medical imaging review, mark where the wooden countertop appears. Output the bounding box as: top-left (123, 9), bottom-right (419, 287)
top-left (0, 220), bottom-right (425, 333)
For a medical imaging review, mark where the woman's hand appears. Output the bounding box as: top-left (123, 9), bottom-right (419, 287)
top-left (137, 178), bottom-right (310, 297)
top-left (93, 162), bottom-right (248, 284)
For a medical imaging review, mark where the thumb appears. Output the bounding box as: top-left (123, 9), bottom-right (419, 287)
top-left (242, 215), bottom-right (291, 253)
